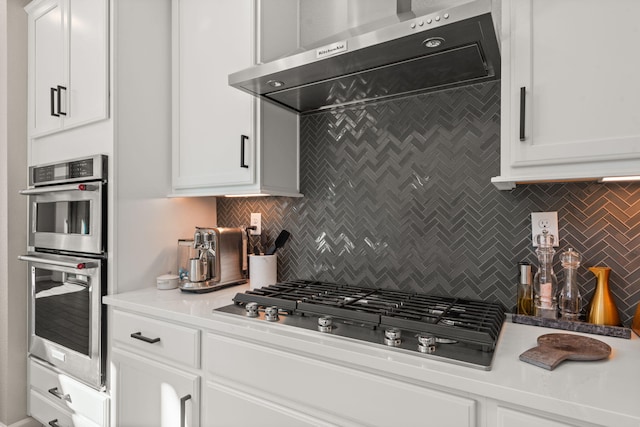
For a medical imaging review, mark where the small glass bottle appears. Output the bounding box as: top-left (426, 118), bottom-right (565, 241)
top-left (558, 248), bottom-right (582, 320)
top-left (533, 229), bottom-right (558, 319)
top-left (517, 261), bottom-right (534, 315)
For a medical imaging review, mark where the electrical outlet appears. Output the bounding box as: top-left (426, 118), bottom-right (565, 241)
top-left (250, 213), bottom-right (261, 235)
top-left (531, 212), bottom-right (559, 247)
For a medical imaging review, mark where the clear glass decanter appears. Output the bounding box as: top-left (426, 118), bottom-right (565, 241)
top-left (533, 230), bottom-right (558, 319)
top-left (558, 248), bottom-right (582, 320)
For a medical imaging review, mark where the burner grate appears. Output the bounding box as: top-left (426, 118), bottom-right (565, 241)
top-left (233, 280), bottom-right (505, 348)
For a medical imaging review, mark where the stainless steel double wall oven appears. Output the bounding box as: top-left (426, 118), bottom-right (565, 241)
top-left (20, 155), bottom-right (107, 390)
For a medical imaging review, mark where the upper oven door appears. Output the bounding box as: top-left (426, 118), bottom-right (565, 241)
top-left (21, 181), bottom-right (106, 255)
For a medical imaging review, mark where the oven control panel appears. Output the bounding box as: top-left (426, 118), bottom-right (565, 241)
top-left (30, 155), bottom-right (107, 186)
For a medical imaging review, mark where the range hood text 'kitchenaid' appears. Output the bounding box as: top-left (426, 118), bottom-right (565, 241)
top-left (228, 0), bottom-right (501, 114)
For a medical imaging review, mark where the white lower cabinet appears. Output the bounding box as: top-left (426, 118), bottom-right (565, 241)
top-left (110, 309), bottom-right (201, 427)
top-left (493, 406), bottom-right (591, 427)
top-left (29, 359), bottom-right (109, 427)
top-left (203, 381), bottom-right (325, 427)
top-left (203, 332), bottom-right (477, 427)
top-left (107, 304), bottom-right (627, 427)
top-left (111, 348), bottom-right (199, 427)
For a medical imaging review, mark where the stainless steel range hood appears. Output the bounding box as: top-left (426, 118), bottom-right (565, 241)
top-left (229, 0), bottom-right (500, 115)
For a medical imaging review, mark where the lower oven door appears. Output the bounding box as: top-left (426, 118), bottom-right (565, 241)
top-left (19, 252), bottom-right (106, 390)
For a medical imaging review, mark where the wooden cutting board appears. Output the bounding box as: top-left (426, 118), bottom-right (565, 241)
top-left (519, 333), bottom-right (611, 370)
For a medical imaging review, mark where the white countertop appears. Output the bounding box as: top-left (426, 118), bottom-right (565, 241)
top-left (104, 286), bottom-right (640, 426)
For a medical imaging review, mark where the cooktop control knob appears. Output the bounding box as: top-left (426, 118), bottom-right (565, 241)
top-left (245, 302), bottom-right (259, 318)
top-left (318, 316), bottom-right (333, 332)
top-left (384, 328), bottom-right (402, 347)
top-left (417, 334), bottom-right (437, 354)
top-left (264, 306), bottom-right (279, 322)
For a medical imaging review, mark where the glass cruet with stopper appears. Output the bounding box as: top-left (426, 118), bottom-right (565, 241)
top-left (558, 248), bottom-right (582, 320)
top-left (533, 229), bottom-right (558, 319)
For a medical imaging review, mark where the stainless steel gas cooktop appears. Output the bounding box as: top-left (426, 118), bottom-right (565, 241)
top-left (214, 280), bottom-right (506, 370)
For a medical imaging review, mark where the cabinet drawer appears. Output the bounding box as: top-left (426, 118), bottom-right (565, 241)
top-left (112, 310), bottom-right (200, 368)
top-left (205, 333), bottom-right (476, 427)
top-left (30, 389), bottom-right (100, 427)
top-left (30, 359), bottom-right (108, 426)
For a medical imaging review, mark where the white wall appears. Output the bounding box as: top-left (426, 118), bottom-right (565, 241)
top-left (0, 0), bottom-right (37, 426)
top-left (111, 0), bottom-right (217, 294)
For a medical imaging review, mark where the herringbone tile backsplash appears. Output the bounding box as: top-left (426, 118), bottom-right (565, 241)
top-left (218, 81), bottom-right (640, 324)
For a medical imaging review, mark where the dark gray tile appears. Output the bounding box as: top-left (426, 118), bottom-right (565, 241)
top-left (218, 81), bottom-right (640, 325)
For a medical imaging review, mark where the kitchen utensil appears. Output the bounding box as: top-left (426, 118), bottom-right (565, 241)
top-left (587, 266), bottom-right (621, 326)
top-left (519, 333), bottom-right (611, 370)
top-left (189, 258), bottom-right (207, 282)
top-left (265, 230), bottom-right (290, 255)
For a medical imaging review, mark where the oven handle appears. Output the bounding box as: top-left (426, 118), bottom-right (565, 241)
top-left (19, 183), bottom-right (99, 195)
top-left (18, 255), bottom-right (99, 270)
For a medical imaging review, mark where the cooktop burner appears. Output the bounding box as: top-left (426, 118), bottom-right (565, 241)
top-left (214, 280), bottom-right (506, 370)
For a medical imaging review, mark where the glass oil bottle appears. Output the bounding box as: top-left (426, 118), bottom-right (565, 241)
top-left (516, 261), bottom-right (533, 315)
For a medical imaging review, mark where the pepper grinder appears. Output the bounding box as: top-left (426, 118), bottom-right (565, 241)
top-left (533, 230), bottom-right (558, 319)
top-left (558, 248), bottom-right (582, 320)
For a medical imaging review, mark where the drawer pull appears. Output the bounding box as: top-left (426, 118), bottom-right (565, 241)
top-left (48, 419), bottom-right (61, 427)
top-left (48, 387), bottom-right (71, 402)
top-left (130, 332), bottom-right (161, 344)
top-left (519, 86), bottom-right (526, 141)
top-left (180, 394), bottom-right (192, 427)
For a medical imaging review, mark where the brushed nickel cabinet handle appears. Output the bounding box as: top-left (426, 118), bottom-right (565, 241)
top-left (48, 419), bottom-right (61, 427)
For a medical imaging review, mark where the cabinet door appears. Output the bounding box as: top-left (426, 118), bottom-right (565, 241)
top-left (172, 0), bottom-right (254, 190)
top-left (26, 0), bottom-right (108, 138)
top-left (495, 406), bottom-right (584, 427)
top-left (509, 0), bottom-right (640, 167)
top-left (28, 0), bottom-right (65, 135)
top-left (63, 0), bottom-right (109, 130)
top-left (203, 381), bottom-right (327, 427)
top-left (111, 348), bottom-right (200, 427)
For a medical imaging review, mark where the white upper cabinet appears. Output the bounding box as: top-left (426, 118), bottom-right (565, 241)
top-left (492, 0), bottom-right (640, 190)
top-left (26, 0), bottom-right (108, 138)
top-left (171, 0), bottom-right (301, 197)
